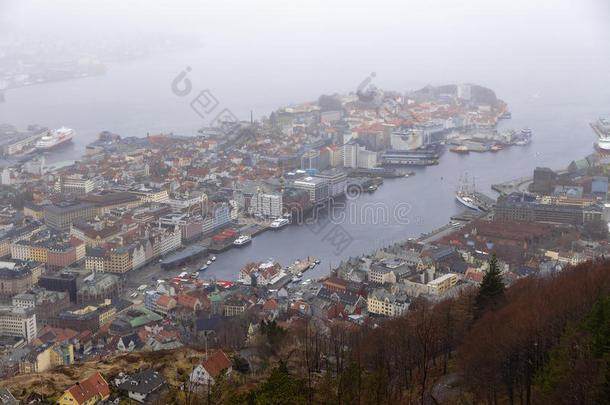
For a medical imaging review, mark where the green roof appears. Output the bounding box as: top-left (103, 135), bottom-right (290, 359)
top-left (574, 159), bottom-right (590, 170)
top-left (129, 308), bottom-right (163, 328)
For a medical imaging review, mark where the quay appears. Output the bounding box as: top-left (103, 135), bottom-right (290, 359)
top-left (270, 257), bottom-right (320, 289)
top-left (491, 175), bottom-right (533, 195)
top-left (450, 210), bottom-right (488, 222)
top-left (416, 222), bottom-right (464, 244)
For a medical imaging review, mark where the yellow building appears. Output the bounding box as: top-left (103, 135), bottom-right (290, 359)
top-left (367, 288), bottom-right (409, 317)
top-left (19, 342), bottom-right (74, 374)
top-left (58, 373), bottom-right (110, 405)
top-left (426, 273), bottom-right (459, 295)
top-left (24, 204), bottom-right (45, 220)
top-left (131, 188), bottom-right (169, 204)
top-left (29, 245), bottom-right (47, 263)
top-left (104, 246), bottom-right (132, 274)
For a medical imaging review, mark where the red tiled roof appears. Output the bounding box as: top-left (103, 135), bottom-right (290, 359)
top-left (67, 372), bottom-right (109, 404)
top-left (202, 350), bottom-right (232, 378)
top-left (262, 299), bottom-right (279, 311)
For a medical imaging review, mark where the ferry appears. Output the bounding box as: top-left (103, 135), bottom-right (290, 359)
top-left (35, 127), bottom-right (74, 150)
top-left (450, 144), bottom-right (469, 154)
top-left (233, 235), bottom-right (252, 246)
top-left (270, 217), bottom-right (290, 229)
top-left (489, 144), bottom-right (504, 152)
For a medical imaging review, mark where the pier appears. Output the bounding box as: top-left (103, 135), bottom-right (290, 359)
top-left (270, 257), bottom-right (320, 289)
top-left (491, 175), bottom-right (533, 195)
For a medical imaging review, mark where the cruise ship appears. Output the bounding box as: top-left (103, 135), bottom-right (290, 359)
top-left (35, 127), bottom-right (74, 150)
top-left (270, 217), bottom-right (290, 229)
top-left (233, 235), bottom-right (252, 246)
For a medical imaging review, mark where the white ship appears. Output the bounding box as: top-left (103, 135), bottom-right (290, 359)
top-left (270, 217), bottom-right (290, 229)
top-left (594, 137), bottom-right (610, 154)
top-left (233, 235), bottom-right (252, 246)
top-left (455, 192), bottom-right (481, 211)
top-left (455, 173), bottom-right (482, 211)
top-left (35, 127), bottom-right (74, 150)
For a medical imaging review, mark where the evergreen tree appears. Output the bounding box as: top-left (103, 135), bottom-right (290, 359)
top-left (475, 254), bottom-right (505, 311)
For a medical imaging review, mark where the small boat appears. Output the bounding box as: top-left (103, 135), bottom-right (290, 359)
top-left (233, 235), bottom-right (252, 246)
top-left (489, 144), bottom-right (504, 152)
top-left (450, 145), bottom-right (469, 154)
top-left (200, 265), bottom-right (208, 271)
top-left (270, 217), bottom-right (290, 229)
top-left (206, 260), bottom-right (212, 265)
top-left (211, 256), bottom-right (217, 261)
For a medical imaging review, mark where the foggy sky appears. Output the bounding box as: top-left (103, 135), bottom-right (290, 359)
top-left (1, 0), bottom-right (609, 104)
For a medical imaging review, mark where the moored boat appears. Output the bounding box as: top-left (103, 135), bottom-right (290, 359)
top-left (35, 127), bottom-right (74, 150)
top-left (450, 144), bottom-right (469, 154)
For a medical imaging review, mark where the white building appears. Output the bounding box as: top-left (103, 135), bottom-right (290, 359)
top-left (1, 169), bottom-right (11, 185)
top-left (294, 177), bottom-right (329, 203)
top-left (343, 143), bottom-right (359, 168)
top-left (390, 130), bottom-right (424, 151)
top-left (151, 227), bottom-right (182, 258)
top-left (189, 350), bottom-right (232, 386)
top-left (314, 170), bottom-right (347, 198)
top-left (168, 193), bottom-right (206, 213)
top-left (358, 149), bottom-right (377, 169)
top-left (343, 142), bottom-right (377, 169)
top-left (0, 306), bottom-right (37, 343)
top-left (249, 193), bottom-right (283, 218)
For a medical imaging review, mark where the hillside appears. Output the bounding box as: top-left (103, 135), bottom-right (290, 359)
top-left (4, 259), bottom-right (609, 404)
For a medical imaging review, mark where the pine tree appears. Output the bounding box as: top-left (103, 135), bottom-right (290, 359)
top-left (475, 254), bottom-right (505, 311)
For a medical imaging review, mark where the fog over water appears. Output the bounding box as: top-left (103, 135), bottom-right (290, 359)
top-left (1, 0), bottom-right (609, 279)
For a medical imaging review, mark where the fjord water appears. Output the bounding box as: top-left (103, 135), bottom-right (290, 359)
top-left (0, 47), bottom-right (608, 280)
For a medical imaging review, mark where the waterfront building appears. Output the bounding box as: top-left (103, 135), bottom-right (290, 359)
top-left (293, 176), bottom-right (329, 203)
top-left (315, 169), bottom-right (347, 198)
top-left (390, 130), bottom-right (424, 151)
top-left (0, 125), bottom-right (47, 155)
top-left (495, 192), bottom-right (603, 225)
top-left (248, 193), bottom-right (283, 218)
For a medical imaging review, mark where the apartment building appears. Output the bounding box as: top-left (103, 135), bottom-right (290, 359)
top-left (367, 288), bottom-right (410, 317)
top-left (0, 306), bottom-right (37, 342)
